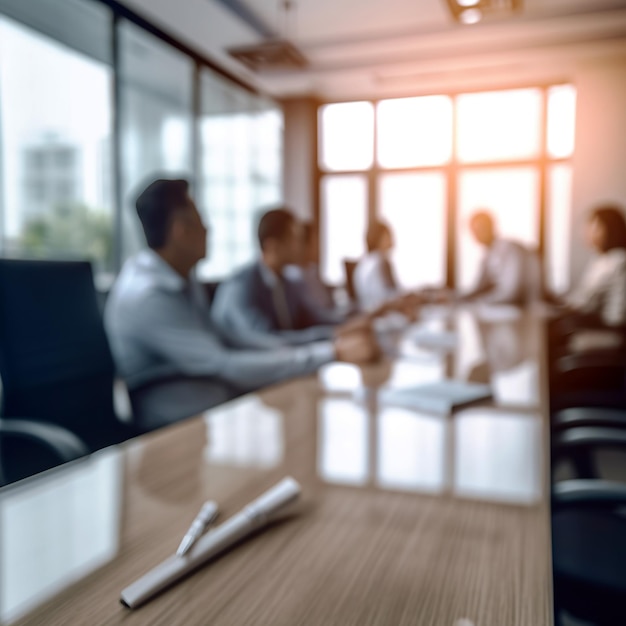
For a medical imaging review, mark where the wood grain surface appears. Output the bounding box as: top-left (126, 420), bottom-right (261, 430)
top-left (1, 308), bottom-right (553, 625)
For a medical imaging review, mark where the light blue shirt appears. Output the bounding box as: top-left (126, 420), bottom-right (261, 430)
top-left (104, 250), bottom-right (335, 426)
top-left (472, 239), bottom-right (542, 305)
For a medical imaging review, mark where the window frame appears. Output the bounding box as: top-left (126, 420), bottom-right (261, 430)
top-left (0, 0), bottom-right (282, 281)
top-left (317, 83), bottom-right (574, 289)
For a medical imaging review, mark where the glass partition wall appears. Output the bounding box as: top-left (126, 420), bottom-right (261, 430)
top-left (0, 0), bottom-right (114, 278)
top-left (0, 0), bottom-right (283, 285)
top-left (319, 86), bottom-right (576, 294)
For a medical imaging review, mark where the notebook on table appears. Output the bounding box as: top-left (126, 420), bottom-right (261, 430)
top-left (408, 328), bottom-right (457, 351)
top-left (375, 380), bottom-right (492, 415)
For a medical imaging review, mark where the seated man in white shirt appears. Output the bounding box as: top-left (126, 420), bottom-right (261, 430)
top-left (463, 210), bottom-right (542, 306)
top-left (104, 178), bottom-right (379, 430)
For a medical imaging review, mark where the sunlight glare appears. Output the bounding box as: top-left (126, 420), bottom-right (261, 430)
top-left (319, 101), bottom-right (374, 171)
top-left (321, 175), bottom-right (368, 284)
top-left (318, 399), bottom-right (369, 486)
top-left (377, 95), bottom-right (452, 168)
top-left (547, 84), bottom-right (576, 158)
top-left (378, 172), bottom-right (446, 289)
top-left (457, 88), bottom-right (542, 162)
top-left (457, 167), bottom-right (539, 290)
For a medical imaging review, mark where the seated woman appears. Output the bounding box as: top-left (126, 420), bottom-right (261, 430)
top-left (353, 221), bottom-right (401, 313)
top-left (564, 205), bottom-right (626, 327)
top-left (353, 221), bottom-right (420, 318)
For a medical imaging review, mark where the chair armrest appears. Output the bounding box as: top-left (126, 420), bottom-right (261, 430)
top-left (553, 479), bottom-right (626, 510)
top-left (553, 407), bottom-right (626, 430)
top-left (556, 351), bottom-right (626, 374)
top-left (553, 426), bottom-right (626, 451)
top-left (549, 312), bottom-right (625, 337)
top-left (0, 418), bottom-right (89, 462)
top-left (113, 379), bottom-right (133, 423)
top-left (552, 353), bottom-right (626, 393)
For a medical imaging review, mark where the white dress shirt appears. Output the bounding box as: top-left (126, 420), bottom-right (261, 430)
top-left (567, 248), bottom-right (626, 326)
top-left (472, 239), bottom-right (541, 305)
top-left (353, 251), bottom-right (400, 312)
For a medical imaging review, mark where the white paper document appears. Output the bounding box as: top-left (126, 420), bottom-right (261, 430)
top-left (375, 380), bottom-right (492, 414)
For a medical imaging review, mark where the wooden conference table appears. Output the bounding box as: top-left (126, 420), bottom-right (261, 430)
top-left (0, 305), bottom-right (552, 625)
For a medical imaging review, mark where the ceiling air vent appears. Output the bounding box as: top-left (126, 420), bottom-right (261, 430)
top-left (227, 39), bottom-right (308, 72)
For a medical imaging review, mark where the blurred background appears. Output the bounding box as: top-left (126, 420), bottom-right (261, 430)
top-left (0, 0), bottom-right (623, 296)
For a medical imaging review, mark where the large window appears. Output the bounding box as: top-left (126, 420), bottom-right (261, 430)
top-left (198, 70), bottom-right (282, 280)
top-left (0, 0), bottom-right (283, 283)
top-left (0, 6), bottom-right (114, 278)
top-left (456, 167), bottom-right (540, 291)
top-left (378, 172), bottom-right (447, 289)
top-left (118, 21), bottom-right (195, 262)
top-left (319, 86), bottom-right (575, 293)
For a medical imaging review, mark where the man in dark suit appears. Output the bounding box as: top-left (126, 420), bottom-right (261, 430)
top-left (212, 208), bottom-right (364, 349)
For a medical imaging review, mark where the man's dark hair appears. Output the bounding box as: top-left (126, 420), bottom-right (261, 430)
top-left (590, 205), bottom-right (626, 252)
top-left (257, 208), bottom-right (296, 250)
top-left (135, 178), bottom-right (190, 249)
top-left (366, 221), bottom-right (392, 252)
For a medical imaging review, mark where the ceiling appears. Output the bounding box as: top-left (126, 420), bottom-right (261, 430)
top-left (120, 0), bottom-right (626, 100)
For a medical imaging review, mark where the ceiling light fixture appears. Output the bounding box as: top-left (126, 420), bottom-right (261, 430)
top-left (446, 0), bottom-right (522, 24)
top-left (459, 8), bottom-right (482, 24)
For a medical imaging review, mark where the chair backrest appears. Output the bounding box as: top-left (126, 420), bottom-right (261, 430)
top-left (0, 418), bottom-right (89, 486)
top-left (524, 247), bottom-right (544, 304)
top-left (343, 260), bottom-right (358, 301)
top-left (0, 260), bottom-right (118, 448)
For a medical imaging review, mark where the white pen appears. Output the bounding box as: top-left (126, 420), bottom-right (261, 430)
top-left (122, 477), bottom-right (301, 609)
top-left (176, 500), bottom-right (219, 557)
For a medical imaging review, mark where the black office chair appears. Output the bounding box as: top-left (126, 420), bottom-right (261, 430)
top-left (0, 418), bottom-right (88, 486)
top-left (552, 423), bottom-right (626, 479)
top-left (0, 259), bottom-right (137, 454)
top-left (548, 311), bottom-right (626, 357)
top-left (343, 259), bottom-right (358, 302)
top-left (552, 479), bottom-right (626, 625)
top-left (547, 311), bottom-right (626, 414)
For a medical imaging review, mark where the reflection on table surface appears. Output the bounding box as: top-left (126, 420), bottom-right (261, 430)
top-left (317, 399), bottom-right (542, 504)
top-left (0, 306), bottom-right (552, 626)
top-left (0, 449), bottom-right (122, 624)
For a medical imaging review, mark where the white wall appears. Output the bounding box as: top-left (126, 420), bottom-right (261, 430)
top-left (570, 55), bottom-right (626, 282)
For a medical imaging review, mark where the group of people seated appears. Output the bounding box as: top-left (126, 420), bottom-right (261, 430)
top-left (103, 176), bottom-right (626, 430)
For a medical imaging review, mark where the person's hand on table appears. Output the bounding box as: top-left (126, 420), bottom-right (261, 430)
top-left (334, 327), bottom-right (381, 364)
top-left (334, 314), bottom-right (372, 336)
top-left (394, 293), bottom-right (422, 321)
top-left (427, 288), bottom-right (454, 304)
top-left (369, 294), bottom-right (421, 321)
top-left (358, 358), bottom-right (393, 388)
